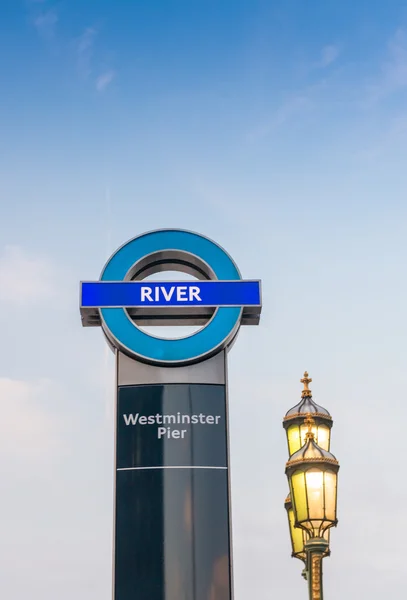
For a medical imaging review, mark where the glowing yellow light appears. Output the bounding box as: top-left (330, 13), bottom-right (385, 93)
top-left (324, 471), bottom-right (337, 520)
top-left (287, 426), bottom-right (301, 455)
top-left (317, 425), bottom-right (329, 451)
top-left (306, 470), bottom-right (323, 490)
top-left (306, 470), bottom-right (324, 520)
top-left (288, 505), bottom-right (306, 558)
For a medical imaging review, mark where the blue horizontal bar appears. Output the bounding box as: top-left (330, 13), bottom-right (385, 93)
top-left (81, 280), bottom-right (261, 308)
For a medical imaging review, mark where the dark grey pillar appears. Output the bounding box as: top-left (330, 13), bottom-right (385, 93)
top-left (113, 351), bottom-right (233, 600)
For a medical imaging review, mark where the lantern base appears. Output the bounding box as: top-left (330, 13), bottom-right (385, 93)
top-left (304, 537), bottom-right (329, 555)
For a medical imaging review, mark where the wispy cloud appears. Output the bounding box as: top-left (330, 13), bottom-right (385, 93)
top-left (317, 44), bottom-right (340, 68)
top-left (247, 44), bottom-right (340, 141)
top-left (246, 79), bottom-right (334, 141)
top-left (30, 12), bottom-right (117, 92)
top-left (385, 28), bottom-right (407, 86)
top-left (0, 246), bottom-right (57, 305)
top-left (250, 28), bottom-right (407, 141)
top-left (367, 28), bottom-right (407, 103)
top-left (33, 9), bottom-right (58, 39)
top-left (75, 27), bottom-right (97, 80)
top-left (248, 94), bottom-right (311, 141)
top-left (96, 70), bottom-right (115, 92)
top-left (75, 28), bottom-right (117, 91)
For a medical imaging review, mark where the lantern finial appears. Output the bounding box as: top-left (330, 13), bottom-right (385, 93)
top-left (304, 413), bottom-right (315, 440)
top-left (300, 371), bottom-right (312, 397)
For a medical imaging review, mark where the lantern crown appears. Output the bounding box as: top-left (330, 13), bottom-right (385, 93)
top-left (304, 413), bottom-right (316, 441)
top-left (285, 432), bottom-right (339, 471)
top-left (301, 371), bottom-right (312, 397)
top-left (283, 371), bottom-right (332, 423)
top-left (283, 373), bottom-right (333, 454)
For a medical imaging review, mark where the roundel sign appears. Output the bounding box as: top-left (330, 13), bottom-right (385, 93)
top-left (80, 229), bottom-right (261, 366)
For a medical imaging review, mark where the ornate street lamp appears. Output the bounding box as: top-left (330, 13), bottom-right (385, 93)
top-left (283, 372), bottom-right (333, 455)
top-left (285, 413), bottom-right (339, 600)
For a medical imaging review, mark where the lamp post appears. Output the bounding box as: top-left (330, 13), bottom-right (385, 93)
top-left (283, 373), bottom-right (340, 600)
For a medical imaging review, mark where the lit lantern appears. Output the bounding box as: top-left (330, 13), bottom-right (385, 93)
top-left (285, 415), bottom-right (339, 539)
top-left (284, 494), bottom-right (330, 563)
top-left (283, 372), bottom-right (332, 456)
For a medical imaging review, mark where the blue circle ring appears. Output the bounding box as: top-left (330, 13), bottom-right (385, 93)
top-left (99, 229), bottom-right (242, 365)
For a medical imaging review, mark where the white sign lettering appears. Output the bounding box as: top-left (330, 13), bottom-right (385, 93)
top-left (140, 287), bottom-right (153, 302)
top-left (176, 286), bottom-right (187, 301)
top-left (190, 286), bottom-right (201, 301)
top-left (139, 285), bottom-right (202, 303)
top-left (122, 412), bottom-right (222, 439)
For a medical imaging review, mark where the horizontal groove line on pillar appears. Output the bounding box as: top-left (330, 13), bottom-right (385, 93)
top-left (117, 465), bottom-right (228, 471)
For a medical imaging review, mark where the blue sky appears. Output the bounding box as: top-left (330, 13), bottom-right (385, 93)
top-left (1, 1), bottom-right (407, 599)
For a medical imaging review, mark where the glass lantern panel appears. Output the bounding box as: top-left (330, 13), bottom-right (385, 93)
top-left (291, 471), bottom-right (308, 522)
top-left (300, 424), bottom-right (317, 448)
top-left (288, 506), bottom-right (304, 554)
top-left (317, 425), bottom-right (330, 451)
top-left (295, 424), bottom-right (330, 451)
top-left (305, 469), bottom-right (324, 520)
top-left (287, 425), bottom-right (301, 455)
top-left (324, 470), bottom-right (337, 521)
